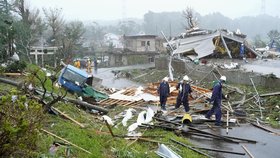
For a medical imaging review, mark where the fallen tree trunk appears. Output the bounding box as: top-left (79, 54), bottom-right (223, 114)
top-left (35, 89), bottom-right (109, 114)
top-left (0, 77), bottom-right (21, 87)
top-left (66, 98), bottom-right (108, 114)
top-left (0, 77), bottom-right (108, 114)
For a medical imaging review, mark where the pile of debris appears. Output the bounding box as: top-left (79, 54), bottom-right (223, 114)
top-left (97, 81), bottom-right (212, 112)
top-left (1, 65), bottom-right (279, 157)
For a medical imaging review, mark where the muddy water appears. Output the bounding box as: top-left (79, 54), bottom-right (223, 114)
top-left (190, 124), bottom-right (280, 158)
top-left (92, 64), bottom-right (154, 89)
top-left (243, 59), bottom-right (280, 78)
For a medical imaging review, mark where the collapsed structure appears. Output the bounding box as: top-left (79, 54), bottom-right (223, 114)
top-left (166, 28), bottom-right (261, 60)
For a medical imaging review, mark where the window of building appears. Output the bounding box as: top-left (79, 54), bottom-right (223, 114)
top-left (141, 41), bottom-right (146, 46)
top-left (147, 41), bottom-right (150, 46)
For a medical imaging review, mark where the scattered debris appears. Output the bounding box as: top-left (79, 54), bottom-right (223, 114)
top-left (41, 129), bottom-right (92, 154)
top-left (155, 144), bottom-right (182, 158)
top-left (52, 107), bottom-right (85, 128)
top-left (241, 145), bottom-right (255, 158)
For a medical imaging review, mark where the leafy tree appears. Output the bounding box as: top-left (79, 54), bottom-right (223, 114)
top-left (88, 22), bottom-right (106, 50)
top-left (0, 0), bottom-right (15, 61)
top-left (118, 20), bottom-right (140, 35)
top-left (267, 30), bottom-right (280, 48)
top-left (253, 34), bottom-right (266, 48)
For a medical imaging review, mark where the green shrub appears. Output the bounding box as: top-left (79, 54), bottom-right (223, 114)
top-left (0, 90), bottom-right (45, 157)
top-left (5, 60), bottom-right (27, 73)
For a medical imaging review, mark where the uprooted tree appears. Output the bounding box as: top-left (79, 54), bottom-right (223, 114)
top-left (26, 68), bottom-right (67, 112)
top-left (182, 7), bottom-right (199, 30)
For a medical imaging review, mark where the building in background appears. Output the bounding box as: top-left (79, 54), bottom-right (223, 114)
top-left (108, 34), bottom-right (164, 66)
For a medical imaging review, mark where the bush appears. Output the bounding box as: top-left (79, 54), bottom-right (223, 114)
top-left (0, 90), bottom-right (45, 157)
top-left (5, 60), bottom-right (27, 73)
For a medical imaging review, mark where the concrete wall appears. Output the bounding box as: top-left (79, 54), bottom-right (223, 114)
top-left (155, 57), bottom-right (280, 89)
top-left (126, 38), bottom-right (156, 52)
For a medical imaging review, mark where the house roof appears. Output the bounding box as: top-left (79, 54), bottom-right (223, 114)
top-left (169, 29), bottom-right (260, 60)
top-left (123, 35), bottom-right (157, 39)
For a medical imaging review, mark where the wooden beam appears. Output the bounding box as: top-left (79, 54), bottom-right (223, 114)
top-left (41, 129), bottom-right (92, 154)
top-left (52, 107), bottom-right (85, 128)
top-left (170, 138), bottom-right (213, 158)
top-left (260, 91), bottom-right (280, 97)
top-left (221, 35), bottom-right (232, 58)
top-left (241, 145), bottom-right (254, 158)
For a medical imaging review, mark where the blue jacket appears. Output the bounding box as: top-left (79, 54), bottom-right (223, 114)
top-left (210, 81), bottom-right (222, 102)
top-left (177, 82), bottom-right (192, 99)
top-left (240, 45), bottom-right (245, 56)
top-left (158, 82), bottom-right (170, 97)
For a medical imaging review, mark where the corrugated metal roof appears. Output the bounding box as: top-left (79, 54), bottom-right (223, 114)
top-left (170, 30), bottom-right (260, 60)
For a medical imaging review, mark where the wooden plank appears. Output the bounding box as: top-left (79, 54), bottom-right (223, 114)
top-left (241, 145), bottom-right (254, 158)
top-left (221, 35), bottom-right (232, 58)
top-left (52, 107), bottom-right (85, 128)
top-left (123, 101), bottom-right (136, 106)
top-left (2, 73), bottom-right (22, 76)
top-left (41, 129), bottom-right (92, 154)
top-left (251, 123), bottom-right (280, 135)
top-left (260, 92), bottom-right (280, 97)
top-left (170, 138), bottom-right (213, 158)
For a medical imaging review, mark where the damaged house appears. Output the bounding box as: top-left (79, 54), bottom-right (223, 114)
top-left (108, 34), bottom-right (164, 66)
top-left (166, 28), bottom-right (260, 61)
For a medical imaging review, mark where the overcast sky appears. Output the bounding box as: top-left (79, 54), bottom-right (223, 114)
top-left (28, 0), bottom-right (279, 21)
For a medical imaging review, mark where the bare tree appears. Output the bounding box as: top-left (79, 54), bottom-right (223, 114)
top-left (90, 22), bottom-right (106, 49)
top-left (61, 21), bottom-right (85, 59)
top-left (182, 7), bottom-right (198, 30)
top-left (43, 7), bottom-right (64, 46)
top-left (12, 0), bottom-right (45, 63)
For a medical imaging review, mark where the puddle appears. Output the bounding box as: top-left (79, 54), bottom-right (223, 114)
top-left (189, 124), bottom-right (280, 158)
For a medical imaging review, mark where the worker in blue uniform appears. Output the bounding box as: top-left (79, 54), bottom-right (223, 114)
top-left (158, 77), bottom-right (170, 110)
top-left (240, 43), bottom-right (245, 59)
top-left (205, 75), bottom-right (227, 126)
top-left (175, 75), bottom-right (192, 112)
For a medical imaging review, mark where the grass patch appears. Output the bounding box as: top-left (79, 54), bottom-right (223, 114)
top-left (36, 102), bottom-right (207, 157)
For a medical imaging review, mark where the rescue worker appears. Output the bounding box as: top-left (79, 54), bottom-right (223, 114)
top-left (86, 58), bottom-right (92, 73)
top-left (175, 75), bottom-right (192, 112)
top-left (157, 77), bottom-right (170, 110)
top-left (74, 59), bottom-right (79, 68)
top-left (76, 59), bottom-right (81, 69)
top-left (93, 58), bottom-right (98, 73)
top-left (240, 43), bottom-right (245, 59)
top-left (205, 75), bottom-right (226, 126)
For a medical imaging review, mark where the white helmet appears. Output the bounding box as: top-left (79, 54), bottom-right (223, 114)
top-left (220, 76), bottom-right (226, 81)
top-left (183, 75), bottom-right (190, 81)
top-left (163, 77), bottom-right (169, 82)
